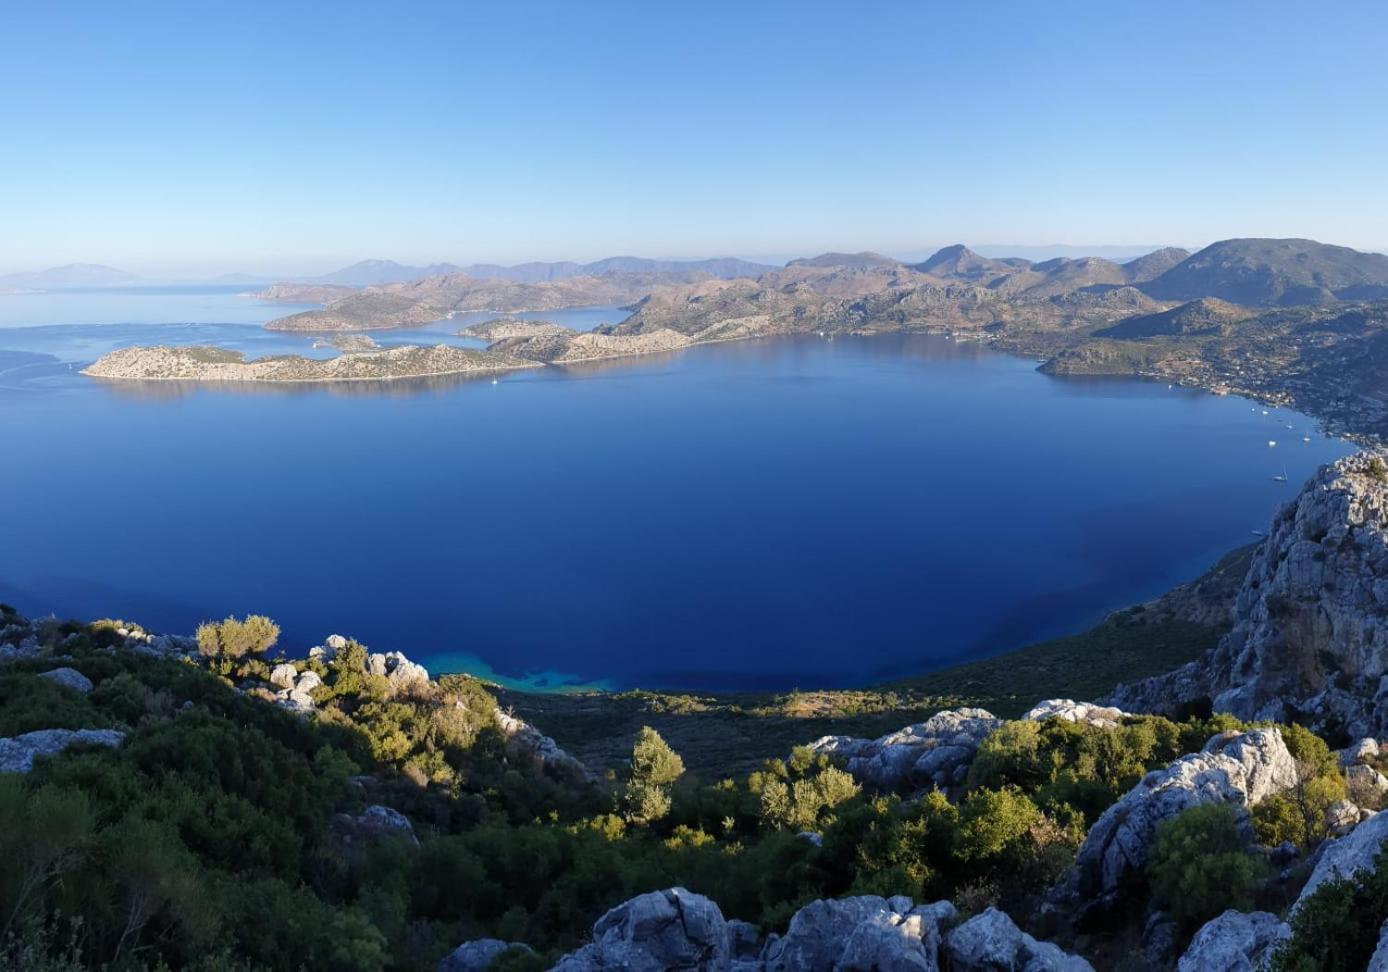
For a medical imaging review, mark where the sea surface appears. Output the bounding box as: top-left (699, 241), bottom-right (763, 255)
top-left (0, 287), bottom-right (1353, 691)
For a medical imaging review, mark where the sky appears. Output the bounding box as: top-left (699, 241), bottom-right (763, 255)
top-left (2, 0), bottom-right (1386, 276)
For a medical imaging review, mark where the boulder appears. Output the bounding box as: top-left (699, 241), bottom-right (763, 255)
top-left (1368, 919), bottom-right (1388, 972)
top-left (494, 710), bottom-right (593, 781)
top-left (1293, 807), bottom-right (1388, 912)
top-left (553, 887), bottom-right (729, 971)
top-left (762, 896), bottom-right (956, 972)
top-left (1342, 737), bottom-right (1380, 765)
top-left (1022, 700), bottom-right (1128, 728)
top-left (269, 663), bottom-right (299, 689)
top-left (807, 708), bottom-right (1002, 791)
top-left (438, 939), bottom-right (531, 972)
top-left (276, 687), bottom-right (315, 712)
top-left (331, 804), bottom-right (419, 848)
top-left (1176, 910), bottom-right (1289, 972)
top-left (943, 907), bottom-right (1092, 971)
top-left (326, 634), bottom-right (348, 650)
top-left (294, 670), bottom-right (323, 694)
top-left (383, 651), bottom-right (431, 694)
top-left (1347, 762), bottom-right (1388, 795)
top-left (0, 728), bottom-right (125, 773)
top-left (1052, 728), bottom-right (1297, 916)
top-left (37, 667), bottom-right (93, 694)
top-left (1327, 799), bottom-right (1362, 835)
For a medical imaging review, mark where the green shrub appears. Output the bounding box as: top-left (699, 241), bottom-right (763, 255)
top-left (623, 727), bottom-right (685, 825)
top-left (1271, 846), bottom-right (1388, 971)
top-left (195, 615), bottom-right (280, 659)
top-left (1147, 803), bottom-right (1268, 927)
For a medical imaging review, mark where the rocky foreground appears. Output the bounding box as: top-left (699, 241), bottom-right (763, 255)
top-left (81, 343), bottom-right (541, 382)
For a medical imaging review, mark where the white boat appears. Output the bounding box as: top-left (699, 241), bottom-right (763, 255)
top-left (1268, 440), bottom-right (1277, 447)
top-left (1303, 436), bottom-right (1311, 443)
top-left (1273, 465), bottom-right (1288, 483)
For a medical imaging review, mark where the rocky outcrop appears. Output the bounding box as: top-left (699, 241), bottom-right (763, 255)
top-left (762, 896), bottom-right (955, 972)
top-left (0, 728), bottom-right (125, 773)
top-left (1369, 920), bottom-right (1388, 972)
top-left (331, 804), bottom-right (419, 848)
top-left (37, 667), bottom-right (93, 694)
top-left (1176, 910), bottom-right (1290, 972)
top-left (808, 708), bottom-right (1002, 791)
top-left (1052, 728), bottom-right (1297, 916)
top-left (437, 939), bottom-right (532, 972)
top-left (943, 907), bottom-right (1093, 971)
top-left (1110, 454), bottom-right (1388, 738)
top-left (552, 887), bottom-right (731, 971)
top-left (1021, 700), bottom-right (1127, 728)
top-left (494, 710), bottom-right (594, 782)
top-left (1292, 805), bottom-right (1388, 911)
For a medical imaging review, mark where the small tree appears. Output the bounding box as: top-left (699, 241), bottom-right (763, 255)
top-left (1147, 802), bottom-right (1268, 927)
top-left (195, 615), bottom-right (280, 659)
top-left (623, 726), bottom-right (684, 825)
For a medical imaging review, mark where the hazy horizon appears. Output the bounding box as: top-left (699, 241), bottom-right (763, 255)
top-left (5, 0), bottom-right (1387, 273)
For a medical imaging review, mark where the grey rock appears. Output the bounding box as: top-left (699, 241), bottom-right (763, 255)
top-left (1294, 808), bottom-right (1388, 912)
top-left (1110, 453), bottom-right (1388, 738)
top-left (1176, 910), bottom-right (1289, 972)
top-left (495, 710), bottom-right (593, 781)
top-left (0, 728), bottom-right (125, 773)
top-left (796, 831), bottom-right (823, 847)
top-left (1053, 728), bottom-right (1297, 915)
top-left (1347, 762), bottom-right (1388, 794)
top-left (1368, 919), bottom-right (1388, 972)
top-left (726, 920), bottom-right (762, 960)
top-left (1142, 911), bottom-right (1179, 967)
top-left (553, 887), bottom-right (729, 971)
top-left (269, 663), bottom-right (298, 689)
top-left (943, 907), bottom-right (1092, 971)
top-left (807, 708), bottom-right (1001, 791)
top-left (1021, 700), bottom-right (1128, 728)
top-left (325, 634), bottom-right (348, 650)
top-left (332, 804), bottom-right (418, 848)
top-left (438, 939), bottom-right (531, 972)
top-left (294, 670), bottom-right (323, 694)
top-left (763, 895), bottom-right (956, 972)
top-left (1326, 798), bottom-right (1362, 835)
top-left (1342, 737), bottom-right (1380, 765)
top-left (37, 667), bottom-right (93, 694)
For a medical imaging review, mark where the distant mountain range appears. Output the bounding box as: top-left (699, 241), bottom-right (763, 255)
top-left (1140, 238), bottom-right (1388, 306)
top-left (0, 263), bottom-right (138, 289)
top-left (296, 256), bottom-right (778, 287)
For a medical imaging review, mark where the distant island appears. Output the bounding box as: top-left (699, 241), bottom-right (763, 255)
top-left (81, 343), bottom-right (540, 383)
top-left (0, 262), bottom-right (138, 289)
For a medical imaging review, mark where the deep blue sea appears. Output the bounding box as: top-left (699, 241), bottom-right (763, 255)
top-left (0, 287), bottom-right (1353, 691)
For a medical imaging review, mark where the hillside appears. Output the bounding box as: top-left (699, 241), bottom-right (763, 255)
top-left (786, 251), bottom-right (902, 269)
top-left (910, 244), bottom-right (1019, 280)
top-left (1096, 297), bottom-right (1255, 338)
top-left (1142, 237), bottom-right (1388, 306)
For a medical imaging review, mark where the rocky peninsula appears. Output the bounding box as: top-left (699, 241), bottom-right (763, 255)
top-left (82, 343), bottom-right (540, 382)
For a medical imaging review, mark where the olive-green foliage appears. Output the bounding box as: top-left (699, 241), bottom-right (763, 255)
top-left (1253, 724), bottom-right (1348, 849)
top-left (751, 748), bottom-right (860, 832)
top-left (1146, 803), bottom-right (1268, 927)
top-left (1271, 845), bottom-right (1388, 971)
top-left (624, 727), bottom-right (685, 825)
top-left (195, 614), bottom-right (280, 659)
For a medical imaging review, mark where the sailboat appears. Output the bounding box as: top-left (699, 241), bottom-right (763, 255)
top-left (1273, 465), bottom-right (1288, 483)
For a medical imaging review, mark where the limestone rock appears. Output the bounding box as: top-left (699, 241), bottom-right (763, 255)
top-left (1022, 699), bottom-right (1128, 728)
top-left (438, 939), bottom-right (531, 972)
top-left (269, 663), bottom-right (299, 689)
top-left (1110, 453), bottom-right (1388, 737)
top-left (1176, 910), bottom-right (1289, 972)
top-left (1293, 808), bottom-right (1388, 911)
top-left (943, 907), bottom-right (1092, 971)
top-left (552, 887), bottom-right (729, 971)
top-left (494, 710), bottom-right (593, 781)
top-left (0, 728), bottom-right (125, 773)
top-left (294, 670), bottom-right (323, 694)
top-left (37, 667), bottom-right (93, 694)
top-left (1368, 919), bottom-right (1388, 972)
top-left (1347, 762), bottom-right (1388, 795)
top-left (1326, 798), bottom-right (1362, 835)
top-left (807, 708), bottom-right (1002, 791)
top-left (331, 804), bottom-right (418, 848)
top-left (762, 895), bottom-right (957, 972)
top-left (1053, 728), bottom-right (1297, 915)
top-left (1342, 737), bottom-right (1380, 765)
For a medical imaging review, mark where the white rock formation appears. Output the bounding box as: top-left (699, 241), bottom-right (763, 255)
top-left (37, 667), bottom-right (93, 694)
top-left (331, 804), bottom-right (419, 848)
top-left (437, 938), bottom-right (531, 972)
top-left (269, 663), bottom-right (299, 689)
top-left (0, 728), bottom-right (125, 773)
top-left (1368, 920), bottom-right (1388, 972)
top-left (808, 708), bottom-right (1002, 791)
top-left (762, 896), bottom-right (955, 972)
top-left (1111, 453), bottom-right (1388, 737)
top-left (943, 907), bottom-right (1092, 971)
top-left (1176, 910), bottom-right (1290, 972)
top-left (1021, 700), bottom-right (1127, 728)
top-left (494, 709), bottom-right (593, 781)
top-left (1292, 807), bottom-right (1388, 912)
top-left (553, 887), bottom-right (730, 971)
top-left (1052, 728), bottom-right (1297, 914)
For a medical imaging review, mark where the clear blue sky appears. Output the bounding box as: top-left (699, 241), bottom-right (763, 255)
top-left (3, 0), bottom-right (1386, 275)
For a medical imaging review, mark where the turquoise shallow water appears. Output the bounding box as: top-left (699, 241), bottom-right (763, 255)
top-left (0, 288), bottom-right (1353, 690)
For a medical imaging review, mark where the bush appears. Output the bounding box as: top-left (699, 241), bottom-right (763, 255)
top-left (1147, 803), bottom-right (1268, 927)
top-left (1271, 845), bottom-right (1388, 971)
top-left (623, 727), bottom-right (684, 825)
top-left (195, 615), bottom-right (280, 659)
